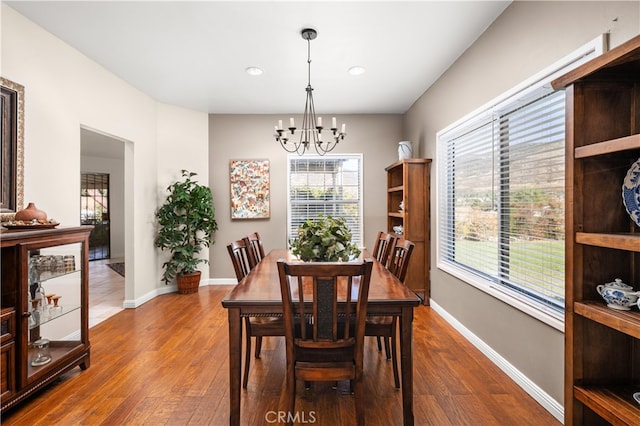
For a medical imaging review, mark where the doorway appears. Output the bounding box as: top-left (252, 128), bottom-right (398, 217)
top-left (81, 127), bottom-right (128, 326)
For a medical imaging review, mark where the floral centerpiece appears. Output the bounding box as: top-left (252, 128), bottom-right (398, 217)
top-left (290, 215), bottom-right (360, 262)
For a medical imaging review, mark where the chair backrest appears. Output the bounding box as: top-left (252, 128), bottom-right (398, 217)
top-left (277, 259), bottom-right (373, 356)
top-left (371, 231), bottom-right (396, 267)
top-left (387, 239), bottom-right (415, 283)
top-left (244, 232), bottom-right (265, 268)
top-left (226, 239), bottom-right (253, 282)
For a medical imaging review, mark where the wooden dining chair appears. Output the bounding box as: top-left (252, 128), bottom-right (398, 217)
top-left (227, 239), bottom-right (284, 388)
top-left (365, 238), bottom-right (415, 389)
top-left (226, 239), bottom-right (253, 282)
top-left (371, 231), bottom-right (396, 268)
top-left (277, 259), bottom-right (373, 426)
top-left (369, 231), bottom-right (397, 353)
top-left (244, 232), bottom-right (265, 268)
top-left (387, 238), bottom-right (415, 284)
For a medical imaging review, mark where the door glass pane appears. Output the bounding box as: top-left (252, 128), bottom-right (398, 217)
top-left (80, 173), bottom-right (110, 260)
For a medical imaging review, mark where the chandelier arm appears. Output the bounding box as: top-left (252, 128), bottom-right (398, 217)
top-left (316, 139), bottom-right (338, 155)
top-left (277, 131), bottom-right (306, 154)
top-left (279, 139), bottom-right (303, 153)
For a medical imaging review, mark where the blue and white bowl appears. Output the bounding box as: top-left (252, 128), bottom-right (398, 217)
top-left (622, 157), bottom-right (640, 228)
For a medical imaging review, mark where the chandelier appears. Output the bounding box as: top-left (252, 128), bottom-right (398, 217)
top-left (274, 28), bottom-right (346, 156)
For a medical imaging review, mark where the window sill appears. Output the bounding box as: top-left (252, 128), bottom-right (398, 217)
top-left (437, 262), bottom-right (565, 332)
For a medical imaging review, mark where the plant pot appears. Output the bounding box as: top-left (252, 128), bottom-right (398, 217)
top-left (177, 271), bottom-right (201, 294)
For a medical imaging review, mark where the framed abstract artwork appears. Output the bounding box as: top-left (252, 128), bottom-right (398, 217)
top-left (229, 159), bottom-right (270, 219)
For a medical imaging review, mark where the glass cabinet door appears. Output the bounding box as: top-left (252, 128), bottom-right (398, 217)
top-left (25, 242), bottom-right (83, 384)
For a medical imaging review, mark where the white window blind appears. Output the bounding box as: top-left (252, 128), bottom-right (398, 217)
top-left (439, 88), bottom-right (566, 313)
top-left (287, 154), bottom-right (363, 247)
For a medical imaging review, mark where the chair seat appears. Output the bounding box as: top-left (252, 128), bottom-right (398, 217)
top-left (249, 316), bottom-right (284, 326)
top-left (247, 316), bottom-right (284, 337)
top-left (365, 315), bottom-right (393, 326)
top-left (295, 361), bottom-right (356, 382)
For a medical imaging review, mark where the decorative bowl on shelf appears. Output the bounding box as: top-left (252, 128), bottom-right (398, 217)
top-left (2, 219), bottom-right (59, 229)
top-left (622, 157), bottom-right (640, 227)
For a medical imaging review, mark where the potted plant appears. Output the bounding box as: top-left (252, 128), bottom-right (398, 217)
top-left (155, 170), bottom-right (218, 293)
top-left (290, 214), bottom-right (360, 262)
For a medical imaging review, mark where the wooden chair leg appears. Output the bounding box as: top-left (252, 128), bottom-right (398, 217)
top-left (255, 336), bottom-right (263, 358)
top-left (354, 377), bottom-right (365, 426)
top-left (383, 336), bottom-right (392, 360)
top-left (243, 318), bottom-right (251, 388)
top-left (376, 336), bottom-right (382, 352)
top-left (285, 371), bottom-right (296, 426)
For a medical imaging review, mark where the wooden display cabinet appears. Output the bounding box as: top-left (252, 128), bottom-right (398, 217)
top-left (552, 35), bottom-right (640, 425)
top-left (0, 226), bottom-right (92, 412)
top-left (386, 158), bottom-right (431, 303)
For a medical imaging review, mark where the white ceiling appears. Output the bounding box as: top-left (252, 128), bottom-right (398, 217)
top-left (6, 1), bottom-right (510, 115)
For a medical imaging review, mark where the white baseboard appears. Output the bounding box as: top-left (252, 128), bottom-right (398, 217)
top-left (122, 279), bottom-right (236, 308)
top-left (123, 283), bottom-right (176, 308)
top-left (430, 299), bottom-right (564, 423)
top-left (206, 278), bottom-right (237, 285)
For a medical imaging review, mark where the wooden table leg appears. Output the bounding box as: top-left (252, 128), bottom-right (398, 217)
top-left (400, 306), bottom-right (415, 426)
top-left (228, 308), bottom-right (241, 426)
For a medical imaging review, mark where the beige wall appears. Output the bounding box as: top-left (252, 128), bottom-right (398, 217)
top-left (2, 5), bottom-right (210, 304)
top-left (404, 0), bottom-right (640, 411)
top-left (208, 114), bottom-right (403, 280)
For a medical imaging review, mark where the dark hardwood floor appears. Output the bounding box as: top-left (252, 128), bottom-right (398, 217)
top-left (2, 286), bottom-right (560, 425)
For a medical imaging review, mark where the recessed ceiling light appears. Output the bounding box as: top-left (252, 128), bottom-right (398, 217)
top-left (348, 66), bottom-right (366, 76)
top-left (245, 66), bottom-right (264, 76)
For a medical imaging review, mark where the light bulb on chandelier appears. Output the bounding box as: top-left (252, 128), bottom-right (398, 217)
top-left (274, 28), bottom-right (346, 155)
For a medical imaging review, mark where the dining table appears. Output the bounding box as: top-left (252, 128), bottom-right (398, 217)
top-left (221, 249), bottom-right (422, 426)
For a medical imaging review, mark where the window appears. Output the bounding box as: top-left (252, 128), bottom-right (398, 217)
top-left (437, 36), bottom-right (605, 326)
top-left (439, 89), bottom-right (565, 312)
top-left (287, 154), bottom-right (363, 247)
